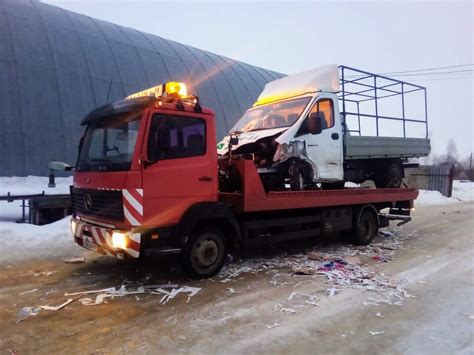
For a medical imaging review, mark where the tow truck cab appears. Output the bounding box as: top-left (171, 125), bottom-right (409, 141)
top-left (71, 83), bottom-right (219, 260)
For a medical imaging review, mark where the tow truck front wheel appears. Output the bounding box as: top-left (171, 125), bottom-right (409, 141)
top-left (181, 227), bottom-right (227, 279)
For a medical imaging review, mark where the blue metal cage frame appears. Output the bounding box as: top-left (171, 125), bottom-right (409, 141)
top-left (338, 65), bottom-right (428, 138)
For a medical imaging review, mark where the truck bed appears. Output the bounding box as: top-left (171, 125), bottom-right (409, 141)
top-left (344, 136), bottom-right (430, 160)
top-left (219, 160), bottom-right (419, 213)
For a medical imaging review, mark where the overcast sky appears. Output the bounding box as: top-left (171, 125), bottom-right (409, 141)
top-left (43, 0), bottom-right (473, 159)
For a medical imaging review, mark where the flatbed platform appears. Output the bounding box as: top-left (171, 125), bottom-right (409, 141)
top-left (219, 160), bottom-right (418, 212)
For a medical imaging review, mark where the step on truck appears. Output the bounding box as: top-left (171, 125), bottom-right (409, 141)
top-left (65, 80), bottom-right (419, 278)
top-left (218, 65), bottom-right (430, 191)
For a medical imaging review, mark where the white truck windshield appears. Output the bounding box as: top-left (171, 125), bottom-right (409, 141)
top-left (230, 96), bottom-right (311, 133)
top-left (76, 112), bottom-right (142, 172)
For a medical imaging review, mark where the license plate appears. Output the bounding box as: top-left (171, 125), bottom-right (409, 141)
top-left (82, 239), bottom-right (98, 252)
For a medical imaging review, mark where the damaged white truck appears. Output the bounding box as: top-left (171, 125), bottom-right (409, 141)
top-left (217, 65), bottom-right (430, 190)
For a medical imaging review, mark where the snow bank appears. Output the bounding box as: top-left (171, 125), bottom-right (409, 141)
top-left (416, 181), bottom-right (474, 205)
top-left (0, 176), bottom-right (80, 263)
top-left (0, 218), bottom-right (84, 264)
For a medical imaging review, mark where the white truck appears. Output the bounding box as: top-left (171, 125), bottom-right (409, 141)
top-left (217, 65), bottom-right (430, 190)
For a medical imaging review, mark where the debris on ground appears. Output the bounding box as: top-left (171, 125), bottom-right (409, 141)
top-left (226, 288), bottom-right (236, 294)
top-left (369, 330), bottom-right (385, 335)
top-left (375, 312), bottom-right (384, 318)
top-left (153, 286), bottom-right (201, 305)
top-left (266, 322), bottom-right (284, 329)
top-left (17, 307), bottom-right (42, 323)
top-left (218, 229), bottom-right (414, 308)
top-left (19, 288), bottom-right (38, 296)
top-left (17, 283), bottom-right (201, 322)
top-left (64, 257), bottom-right (85, 264)
top-left (371, 255), bottom-right (391, 262)
top-left (33, 271), bottom-right (55, 277)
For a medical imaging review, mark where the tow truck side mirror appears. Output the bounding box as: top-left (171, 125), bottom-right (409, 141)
top-left (49, 161), bottom-right (73, 171)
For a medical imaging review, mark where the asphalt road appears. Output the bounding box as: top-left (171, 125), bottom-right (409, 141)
top-left (0, 202), bottom-right (473, 354)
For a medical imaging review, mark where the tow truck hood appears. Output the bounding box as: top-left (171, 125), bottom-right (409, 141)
top-left (217, 127), bottom-right (289, 155)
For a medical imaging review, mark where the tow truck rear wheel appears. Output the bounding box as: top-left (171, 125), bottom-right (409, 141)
top-left (351, 208), bottom-right (378, 245)
top-left (181, 226), bottom-right (227, 279)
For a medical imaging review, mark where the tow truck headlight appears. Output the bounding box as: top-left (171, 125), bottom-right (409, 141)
top-left (112, 232), bottom-right (128, 250)
top-left (71, 219), bottom-right (78, 235)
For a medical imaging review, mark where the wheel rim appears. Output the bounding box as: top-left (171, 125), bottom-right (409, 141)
top-left (387, 166), bottom-right (402, 188)
top-left (360, 214), bottom-right (374, 240)
top-left (191, 234), bottom-right (220, 271)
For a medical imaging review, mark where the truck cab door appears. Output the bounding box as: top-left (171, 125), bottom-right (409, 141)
top-left (141, 111), bottom-right (217, 226)
top-left (296, 96), bottom-right (343, 181)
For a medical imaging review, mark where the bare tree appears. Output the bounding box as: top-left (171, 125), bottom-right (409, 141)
top-left (445, 138), bottom-right (458, 165)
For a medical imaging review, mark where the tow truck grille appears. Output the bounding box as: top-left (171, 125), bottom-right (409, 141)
top-left (71, 187), bottom-right (124, 221)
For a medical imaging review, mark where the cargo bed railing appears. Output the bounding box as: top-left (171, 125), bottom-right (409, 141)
top-left (338, 65), bottom-right (428, 139)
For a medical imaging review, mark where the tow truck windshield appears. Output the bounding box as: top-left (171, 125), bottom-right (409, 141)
top-left (76, 111), bottom-right (142, 172)
top-left (230, 96), bottom-right (311, 133)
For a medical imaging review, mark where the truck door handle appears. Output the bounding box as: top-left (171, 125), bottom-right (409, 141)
top-left (199, 176), bottom-right (213, 182)
top-left (331, 133), bottom-right (339, 140)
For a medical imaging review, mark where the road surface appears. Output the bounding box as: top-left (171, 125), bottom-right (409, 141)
top-left (0, 202), bottom-right (472, 354)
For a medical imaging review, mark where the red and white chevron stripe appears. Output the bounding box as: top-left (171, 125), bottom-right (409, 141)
top-left (73, 219), bottom-right (140, 258)
top-left (122, 188), bottom-right (144, 226)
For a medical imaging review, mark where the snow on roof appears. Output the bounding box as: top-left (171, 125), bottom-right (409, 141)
top-left (255, 64), bottom-right (340, 106)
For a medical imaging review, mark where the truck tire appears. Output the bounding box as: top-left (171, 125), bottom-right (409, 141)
top-left (288, 160), bottom-right (304, 191)
top-left (351, 209), bottom-right (378, 245)
top-left (181, 226), bottom-right (227, 279)
top-left (375, 162), bottom-right (403, 188)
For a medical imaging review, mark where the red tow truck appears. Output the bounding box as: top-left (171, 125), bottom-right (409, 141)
top-left (69, 82), bottom-right (417, 278)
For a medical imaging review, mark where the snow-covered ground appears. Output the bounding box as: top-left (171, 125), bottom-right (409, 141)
top-left (416, 180), bottom-right (474, 205)
top-left (0, 176), bottom-right (79, 263)
top-left (0, 176), bottom-right (472, 263)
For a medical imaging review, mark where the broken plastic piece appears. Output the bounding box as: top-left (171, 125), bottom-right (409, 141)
top-left (64, 257), bottom-right (85, 264)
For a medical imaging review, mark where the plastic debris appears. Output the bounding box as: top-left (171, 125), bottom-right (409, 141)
top-left (266, 322), bottom-right (283, 329)
top-left (79, 285), bottom-right (145, 306)
top-left (17, 307), bottom-right (42, 323)
top-left (463, 313), bottom-right (474, 320)
top-left (369, 330), bottom-right (385, 335)
top-left (156, 286), bottom-right (201, 305)
top-left (226, 288), bottom-right (236, 294)
top-left (64, 257), bottom-right (85, 264)
top-left (39, 298), bottom-right (77, 311)
top-left (328, 287), bottom-right (338, 297)
top-left (33, 271), bottom-right (55, 277)
top-left (375, 312), bottom-right (384, 318)
top-left (19, 288), bottom-right (38, 296)
top-left (371, 255), bottom-right (391, 263)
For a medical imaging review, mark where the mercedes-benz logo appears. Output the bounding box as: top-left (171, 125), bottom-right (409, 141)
top-left (84, 194), bottom-right (93, 210)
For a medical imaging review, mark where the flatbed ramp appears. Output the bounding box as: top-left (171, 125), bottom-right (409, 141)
top-left (220, 160), bottom-right (418, 212)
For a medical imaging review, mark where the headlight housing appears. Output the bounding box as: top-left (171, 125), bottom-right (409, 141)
top-left (112, 232), bottom-right (128, 249)
top-left (71, 219), bottom-right (78, 235)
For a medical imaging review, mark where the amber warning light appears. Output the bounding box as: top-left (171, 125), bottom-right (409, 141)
top-left (126, 82), bottom-right (188, 100)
